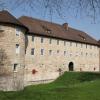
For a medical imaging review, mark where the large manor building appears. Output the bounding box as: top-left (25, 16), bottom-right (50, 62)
top-left (0, 10), bottom-right (100, 91)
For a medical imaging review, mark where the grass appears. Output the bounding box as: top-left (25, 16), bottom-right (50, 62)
top-left (0, 72), bottom-right (100, 100)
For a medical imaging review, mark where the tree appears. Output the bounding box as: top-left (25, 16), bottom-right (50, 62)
top-left (0, 0), bottom-right (100, 22)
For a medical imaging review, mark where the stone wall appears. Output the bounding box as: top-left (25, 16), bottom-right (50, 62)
top-left (0, 24), bottom-right (99, 90)
top-left (24, 34), bottom-right (99, 85)
top-left (0, 24), bottom-right (25, 91)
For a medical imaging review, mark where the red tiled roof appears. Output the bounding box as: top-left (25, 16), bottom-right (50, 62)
top-left (0, 10), bottom-right (28, 30)
top-left (19, 16), bottom-right (99, 46)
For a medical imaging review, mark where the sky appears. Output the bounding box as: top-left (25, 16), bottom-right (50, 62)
top-left (9, 6), bottom-right (100, 41)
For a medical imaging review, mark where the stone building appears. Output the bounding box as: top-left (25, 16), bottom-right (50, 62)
top-left (0, 10), bottom-right (28, 91)
top-left (0, 10), bottom-right (100, 91)
top-left (19, 16), bottom-right (100, 86)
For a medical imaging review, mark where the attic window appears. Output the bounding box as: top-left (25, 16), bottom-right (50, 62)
top-left (0, 25), bottom-right (4, 32)
top-left (46, 30), bottom-right (51, 34)
top-left (41, 25), bottom-right (51, 34)
top-left (78, 34), bottom-right (86, 41)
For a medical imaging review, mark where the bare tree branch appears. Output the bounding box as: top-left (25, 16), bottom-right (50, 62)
top-left (0, 0), bottom-right (100, 22)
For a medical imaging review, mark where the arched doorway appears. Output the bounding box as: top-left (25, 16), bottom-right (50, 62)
top-left (68, 62), bottom-right (74, 71)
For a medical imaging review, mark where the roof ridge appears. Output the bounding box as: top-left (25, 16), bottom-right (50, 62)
top-left (19, 16), bottom-right (64, 27)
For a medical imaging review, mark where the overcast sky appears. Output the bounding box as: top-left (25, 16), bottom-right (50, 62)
top-left (9, 8), bottom-right (100, 41)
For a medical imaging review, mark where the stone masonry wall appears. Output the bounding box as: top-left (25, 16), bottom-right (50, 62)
top-left (0, 24), bottom-right (25, 91)
top-left (24, 34), bottom-right (99, 86)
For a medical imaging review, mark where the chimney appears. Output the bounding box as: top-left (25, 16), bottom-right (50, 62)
top-left (62, 23), bottom-right (68, 30)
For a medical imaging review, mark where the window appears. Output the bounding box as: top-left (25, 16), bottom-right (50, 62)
top-left (46, 30), bottom-right (51, 34)
top-left (86, 52), bottom-right (88, 56)
top-left (57, 50), bottom-right (59, 54)
top-left (32, 36), bottom-right (34, 42)
top-left (86, 44), bottom-right (87, 48)
top-left (64, 41), bottom-right (66, 46)
top-left (13, 64), bottom-right (18, 71)
top-left (49, 50), bottom-right (52, 55)
top-left (41, 49), bottom-right (44, 55)
top-left (90, 45), bottom-right (91, 49)
top-left (0, 25), bottom-right (4, 32)
top-left (64, 51), bottom-right (66, 56)
top-left (70, 42), bottom-right (72, 46)
top-left (81, 44), bottom-right (83, 48)
top-left (49, 39), bottom-right (52, 44)
top-left (57, 40), bottom-right (59, 45)
top-left (76, 43), bottom-right (77, 47)
top-left (41, 37), bottom-right (44, 43)
top-left (81, 52), bottom-right (83, 56)
top-left (16, 44), bottom-right (20, 54)
top-left (78, 34), bottom-right (86, 41)
top-left (31, 48), bottom-right (34, 55)
top-left (16, 28), bottom-right (20, 36)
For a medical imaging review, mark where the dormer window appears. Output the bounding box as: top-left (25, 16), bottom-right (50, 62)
top-left (78, 34), bottom-right (86, 41)
top-left (46, 30), bottom-right (51, 34)
top-left (41, 25), bottom-right (51, 34)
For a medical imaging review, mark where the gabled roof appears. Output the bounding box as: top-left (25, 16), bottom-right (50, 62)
top-left (19, 16), bottom-right (99, 46)
top-left (0, 10), bottom-right (28, 30)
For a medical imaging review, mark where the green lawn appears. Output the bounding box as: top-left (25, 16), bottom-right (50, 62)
top-left (0, 72), bottom-right (100, 100)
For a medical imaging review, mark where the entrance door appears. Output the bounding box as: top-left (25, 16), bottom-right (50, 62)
top-left (68, 62), bottom-right (74, 71)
